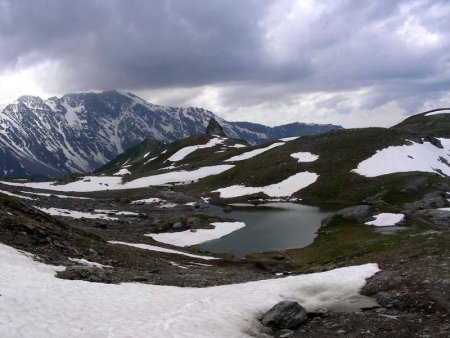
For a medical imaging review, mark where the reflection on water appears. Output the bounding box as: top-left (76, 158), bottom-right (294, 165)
top-left (199, 202), bottom-right (336, 257)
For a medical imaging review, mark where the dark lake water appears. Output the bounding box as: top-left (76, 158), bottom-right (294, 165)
top-left (199, 202), bottom-right (336, 257)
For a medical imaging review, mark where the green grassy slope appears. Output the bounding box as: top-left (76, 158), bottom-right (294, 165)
top-left (180, 113), bottom-right (449, 205)
top-left (392, 109), bottom-right (450, 136)
top-left (95, 111), bottom-right (449, 206)
top-left (95, 139), bottom-right (167, 175)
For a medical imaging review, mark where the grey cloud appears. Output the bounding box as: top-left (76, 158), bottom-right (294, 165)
top-left (0, 0), bottom-right (449, 125)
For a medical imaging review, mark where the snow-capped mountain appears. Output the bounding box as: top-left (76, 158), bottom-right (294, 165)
top-left (0, 90), bottom-right (341, 178)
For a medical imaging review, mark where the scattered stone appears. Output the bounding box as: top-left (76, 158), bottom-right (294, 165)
top-left (56, 266), bottom-right (113, 283)
top-left (261, 301), bottom-right (308, 329)
top-left (172, 222), bottom-right (183, 230)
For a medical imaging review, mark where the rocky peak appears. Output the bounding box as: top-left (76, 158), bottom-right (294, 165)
top-left (205, 118), bottom-right (227, 137)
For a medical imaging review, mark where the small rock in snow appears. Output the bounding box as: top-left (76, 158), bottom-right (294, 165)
top-left (260, 301), bottom-right (308, 329)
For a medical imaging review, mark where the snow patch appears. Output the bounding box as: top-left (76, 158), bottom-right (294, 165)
top-left (0, 165), bottom-right (234, 192)
top-left (425, 110), bottom-right (450, 116)
top-left (113, 168), bottom-right (131, 176)
top-left (213, 172), bottom-right (319, 198)
top-left (225, 142), bottom-right (284, 162)
top-left (365, 213), bottom-right (405, 226)
top-left (0, 189), bottom-right (36, 200)
top-left (108, 241), bottom-right (218, 260)
top-left (69, 258), bottom-right (112, 269)
top-left (168, 137), bottom-right (226, 162)
top-left (21, 191), bottom-right (90, 199)
top-left (291, 152), bottom-right (319, 162)
top-left (36, 207), bottom-right (118, 220)
top-left (146, 222), bottom-right (246, 247)
top-left (0, 242), bottom-right (380, 338)
top-left (353, 139), bottom-right (450, 177)
top-left (279, 136), bottom-right (300, 142)
top-left (132, 198), bottom-right (163, 204)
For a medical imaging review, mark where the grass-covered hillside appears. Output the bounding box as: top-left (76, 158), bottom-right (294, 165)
top-left (392, 108), bottom-right (450, 136)
top-left (91, 111), bottom-right (449, 206)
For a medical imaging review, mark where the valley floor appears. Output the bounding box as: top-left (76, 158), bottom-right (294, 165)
top-left (0, 183), bottom-right (448, 337)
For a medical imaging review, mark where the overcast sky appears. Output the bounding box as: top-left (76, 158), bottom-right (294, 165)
top-left (0, 0), bottom-right (449, 127)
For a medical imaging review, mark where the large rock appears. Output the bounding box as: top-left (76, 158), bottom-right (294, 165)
top-left (404, 192), bottom-right (449, 210)
top-left (56, 266), bottom-right (113, 283)
top-left (260, 301), bottom-right (308, 329)
top-left (335, 205), bottom-right (373, 223)
top-left (414, 209), bottom-right (450, 227)
top-left (205, 117), bottom-right (227, 137)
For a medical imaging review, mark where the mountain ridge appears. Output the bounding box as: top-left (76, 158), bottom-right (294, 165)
top-left (0, 90), bottom-right (342, 179)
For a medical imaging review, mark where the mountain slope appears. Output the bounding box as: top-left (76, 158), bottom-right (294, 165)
top-left (0, 91), bottom-right (342, 179)
top-left (1, 111), bottom-right (448, 207)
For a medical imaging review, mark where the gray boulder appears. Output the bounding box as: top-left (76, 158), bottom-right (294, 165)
top-left (415, 209), bottom-right (450, 227)
top-left (335, 205), bottom-right (373, 223)
top-left (260, 301), bottom-right (308, 329)
top-left (172, 222), bottom-right (183, 230)
top-left (362, 190), bottom-right (387, 205)
top-left (404, 192), bottom-right (449, 210)
top-left (56, 266), bottom-right (112, 283)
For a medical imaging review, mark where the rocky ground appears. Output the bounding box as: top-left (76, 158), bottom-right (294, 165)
top-left (0, 183), bottom-right (449, 337)
top-left (0, 185), bottom-right (284, 287)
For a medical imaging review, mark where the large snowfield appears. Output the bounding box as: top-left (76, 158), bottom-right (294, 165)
top-left (0, 243), bottom-right (379, 338)
top-left (0, 165), bottom-right (234, 192)
top-left (213, 172), bottom-right (319, 198)
top-left (353, 138), bottom-right (450, 177)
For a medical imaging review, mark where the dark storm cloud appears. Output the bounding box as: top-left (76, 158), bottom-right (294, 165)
top-left (0, 0), bottom-right (272, 89)
top-left (0, 0), bottom-right (449, 126)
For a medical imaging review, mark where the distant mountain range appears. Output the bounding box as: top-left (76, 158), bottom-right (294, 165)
top-left (0, 90), bottom-right (342, 179)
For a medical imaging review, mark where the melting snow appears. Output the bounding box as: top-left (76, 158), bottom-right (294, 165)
top-left (225, 142), bottom-right (284, 162)
top-left (365, 213), bottom-right (405, 226)
top-left (108, 241), bottom-right (218, 260)
top-left (20, 191), bottom-right (90, 199)
top-left (68, 258), bottom-right (112, 269)
top-left (279, 136), bottom-right (300, 142)
top-left (36, 207), bottom-right (118, 220)
top-left (157, 203), bottom-right (178, 208)
top-left (168, 137), bottom-right (226, 162)
top-left (0, 165), bottom-right (234, 192)
top-left (113, 168), bottom-right (131, 176)
top-left (0, 242), bottom-right (379, 338)
top-left (213, 172), bottom-right (319, 198)
top-left (144, 157), bottom-right (157, 165)
top-left (146, 222), bottom-right (246, 247)
top-left (353, 138), bottom-right (450, 177)
top-left (291, 152), bottom-right (319, 162)
top-left (0, 189), bottom-right (36, 200)
top-left (425, 110), bottom-right (450, 116)
top-left (132, 198), bottom-right (163, 204)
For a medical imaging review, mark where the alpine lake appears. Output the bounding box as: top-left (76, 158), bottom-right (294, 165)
top-left (200, 202), bottom-right (337, 257)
